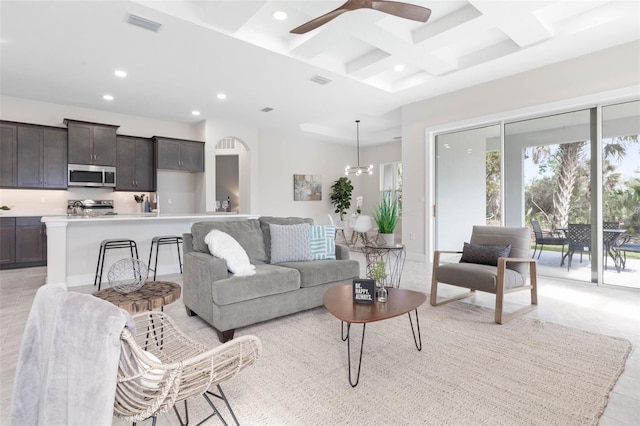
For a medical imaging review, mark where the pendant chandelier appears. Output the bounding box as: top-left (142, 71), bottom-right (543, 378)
top-left (345, 120), bottom-right (373, 176)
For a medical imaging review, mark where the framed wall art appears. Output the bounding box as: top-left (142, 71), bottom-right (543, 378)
top-left (294, 174), bottom-right (322, 201)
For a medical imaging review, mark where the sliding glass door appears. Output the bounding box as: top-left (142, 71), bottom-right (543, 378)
top-left (434, 124), bottom-right (501, 252)
top-left (506, 109), bottom-right (593, 283)
top-left (602, 100), bottom-right (640, 287)
top-left (433, 100), bottom-right (639, 288)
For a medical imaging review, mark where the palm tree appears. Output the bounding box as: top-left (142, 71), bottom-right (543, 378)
top-left (529, 135), bottom-right (638, 230)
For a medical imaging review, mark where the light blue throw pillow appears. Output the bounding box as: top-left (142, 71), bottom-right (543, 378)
top-left (310, 225), bottom-right (336, 260)
top-left (269, 223), bottom-right (312, 264)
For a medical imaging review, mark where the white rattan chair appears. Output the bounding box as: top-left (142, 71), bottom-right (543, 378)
top-left (114, 311), bottom-right (262, 426)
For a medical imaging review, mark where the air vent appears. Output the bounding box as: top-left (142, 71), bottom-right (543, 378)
top-left (216, 137), bottom-right (236, 150)
top-left (261, 107), bottom-right (274, 113)
top-left (127, 14), bottom-right (162, 32)
top-left (308, 74), bottom-right (332, 85)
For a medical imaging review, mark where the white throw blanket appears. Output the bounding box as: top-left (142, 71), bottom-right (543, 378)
top-left (9, 284), bottom-right (134, 426)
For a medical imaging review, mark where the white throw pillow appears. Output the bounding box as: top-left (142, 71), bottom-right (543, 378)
top-left (204, 230), bottom-right (256, 276)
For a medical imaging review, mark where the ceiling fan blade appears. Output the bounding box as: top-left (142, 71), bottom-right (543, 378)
top-left (371, 1), bottom-right (432, 22)
top-left (290, 8), bottom-right (350, 34)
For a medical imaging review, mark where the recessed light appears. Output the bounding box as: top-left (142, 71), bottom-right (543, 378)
top-left (114, 70), bottom-right (127, 78)
top-left (192, 110), bottom-right (201, 116)
top-left (103, 94), bottom-right (114, 101)
top-left (273, 11), bottom-right (287, 20)
top-left (394, 64), bottom-right (405, 72)
top-left (217, 93), bottom-right (227, 100)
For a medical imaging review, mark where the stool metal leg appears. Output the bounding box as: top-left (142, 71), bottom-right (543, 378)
top-left (94, 244), bottom-right (105, 287)
top-left (153, 241), bottom-right (160, 280)
top-left (148, 240), bottom-right (157, 280)
top-left (97, 245), bottom-right (107, 290)
top-left (175, 238), bottom-right (183, 274)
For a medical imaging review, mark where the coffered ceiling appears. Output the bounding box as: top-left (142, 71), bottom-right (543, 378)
top-left (1, 1), bottom-right (638, 145)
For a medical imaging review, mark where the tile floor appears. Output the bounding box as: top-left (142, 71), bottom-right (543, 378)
top-left (0, 252), bottom-right (639, 425)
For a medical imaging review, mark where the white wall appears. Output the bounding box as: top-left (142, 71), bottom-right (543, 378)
top-left (402, 40), bottom-right (640, 261)
top-left (257, 130), bottom-right (365, 226)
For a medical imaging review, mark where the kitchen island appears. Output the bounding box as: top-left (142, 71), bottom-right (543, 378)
top-left (41, 213), bottom-right (257, 288)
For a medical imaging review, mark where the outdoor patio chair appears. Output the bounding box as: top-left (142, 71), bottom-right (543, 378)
top-left (115, 311), bottom-right (262, 426)
top-left (618, 234), bottom-right (640, 271)
top-left (530, 218), bottom-right (567, 261)
top-left (565, 224), bottom-right (592, 271)
top-left (430, 225), bottom-right (538, 324)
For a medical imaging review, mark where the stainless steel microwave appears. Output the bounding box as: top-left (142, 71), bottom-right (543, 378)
top-left (68, 164), bottom-right (116, 188)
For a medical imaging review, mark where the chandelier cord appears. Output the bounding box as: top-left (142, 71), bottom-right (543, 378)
top-left (356, 119), bottom-right (360, 166)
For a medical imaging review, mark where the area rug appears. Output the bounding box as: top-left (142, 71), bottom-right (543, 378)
top-left (186, 301), bottom-right (631, 426)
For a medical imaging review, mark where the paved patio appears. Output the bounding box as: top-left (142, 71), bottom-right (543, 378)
top-left (533, 248), bottom-right (640, 289)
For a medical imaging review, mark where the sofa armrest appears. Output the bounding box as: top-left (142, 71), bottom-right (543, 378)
top-left (183, 252), bottom-right (230, 319)
top-left (335, 243), bottom-right (351, 260)
top-left (183, 233), bottom-right (195, 253)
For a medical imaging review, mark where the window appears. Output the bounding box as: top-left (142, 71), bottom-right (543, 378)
top-left (380, 162), bottom-right (402, 209)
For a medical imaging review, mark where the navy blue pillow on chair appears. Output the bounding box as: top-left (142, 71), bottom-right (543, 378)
top-left (459, 242), bottom-right (512, 266)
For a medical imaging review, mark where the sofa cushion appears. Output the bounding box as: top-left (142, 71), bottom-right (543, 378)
top-left (459, 242), bottom-right (512, 266)
top-left (278, 259), bottom-right (360, 288)
top-left (310, 225), bottom-right (336, 260)
top-left (191, 219), bottom-right (267, 263)
top-left (269, 223), bottom-right (312, 264)
top-left (210, 264), bottom-right (300, 306)
top-left (204, 230), bottom-right (256, 276)
top-left (259, 217), bottom-right (314, 262)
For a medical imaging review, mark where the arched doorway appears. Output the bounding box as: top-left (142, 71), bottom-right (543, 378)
top-left (215, 137), bottom-right (249, 213)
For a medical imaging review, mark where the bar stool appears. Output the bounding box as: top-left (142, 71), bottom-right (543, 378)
top-left (94, 239), bottom-right (139, 290)
top-left (148, 235), bottom-right (183, 280)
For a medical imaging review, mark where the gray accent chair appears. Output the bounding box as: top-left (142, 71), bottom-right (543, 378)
top-left (430, 225), bottom-right (538, 324)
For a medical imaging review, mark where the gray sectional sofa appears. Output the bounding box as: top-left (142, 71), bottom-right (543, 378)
top-left (182, 216), bottom-right (360, 342)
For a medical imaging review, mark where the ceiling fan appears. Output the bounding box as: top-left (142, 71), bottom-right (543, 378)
top-left (290, 0), bottom-right (432, 34)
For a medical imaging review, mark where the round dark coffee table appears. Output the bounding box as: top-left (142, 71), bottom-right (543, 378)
top-left (323, 284), bottom-right (426, 386)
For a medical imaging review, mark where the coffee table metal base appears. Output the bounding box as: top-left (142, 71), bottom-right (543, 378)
top-left (341, 309), bottom-right (422, 387)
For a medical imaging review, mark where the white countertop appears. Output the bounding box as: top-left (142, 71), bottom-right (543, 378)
top-left (41, 212), bottom-right (257, 223)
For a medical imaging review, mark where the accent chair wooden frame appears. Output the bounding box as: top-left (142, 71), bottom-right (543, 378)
top-left (430, 225), bottom-right (538, 324)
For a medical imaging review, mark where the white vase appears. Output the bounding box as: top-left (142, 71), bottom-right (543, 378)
top-left (380, 233), bottom-right (395, 246)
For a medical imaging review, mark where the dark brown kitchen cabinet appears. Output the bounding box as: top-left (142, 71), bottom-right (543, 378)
top-left (0, 217), bottom-right (16, 265)
top-left (0, 123), bottom-right (18, 187)
top-left (155, 137), bottom-right (204, 172)
top-left (116, 136), bottom-right (155, 191)
top-left (17, 125), bottom-right (67, 189)
top-left (65, 119), bottom-right (119, 166)
top-left (16, 217), bottom-right (46, 264)
top-left (0, 217), bottom-right (46, 269)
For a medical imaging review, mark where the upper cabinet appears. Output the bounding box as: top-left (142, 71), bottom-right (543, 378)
top-left (17, 125), bottom-right (67, 189)
top-left (155, 137), bottom-right (204, 172)
top-left (0, 123), bottom-right (18, 187)
top-left (116, 136), bottom-right (155, 191)
top-left (64, 119), bottom-right (119, 166)
top-left (1, 121), bottom-right (67, 189)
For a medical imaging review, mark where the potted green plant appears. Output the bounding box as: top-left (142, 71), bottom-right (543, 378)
top-left (373, 193), bottom-right (399, 246)
top-left (330, 177), bottom-right (353, 221)
top-left (369, 260), bottom-right (388, 302)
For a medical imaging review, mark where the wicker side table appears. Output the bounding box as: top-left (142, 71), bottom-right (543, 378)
top-left (92, 281), bottom-right (181, 313)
